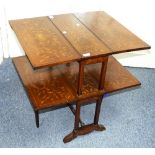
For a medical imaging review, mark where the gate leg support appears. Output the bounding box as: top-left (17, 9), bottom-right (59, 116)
top-left (63, 102), bottom-right (81, 143)
top-left (63, 97), bottom-right (106, 143)
top-left (94, 97), bottom-right (106, 131)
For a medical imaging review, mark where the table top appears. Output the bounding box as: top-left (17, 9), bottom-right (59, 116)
top-left (10, 11), bottom-right (150, 69)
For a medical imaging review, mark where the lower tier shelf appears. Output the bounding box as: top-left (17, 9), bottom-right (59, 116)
top-left (12, 56), bottom-right (140, 111)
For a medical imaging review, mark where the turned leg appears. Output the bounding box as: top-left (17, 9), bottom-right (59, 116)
top-left (35, 110), bottom-right (39, 128)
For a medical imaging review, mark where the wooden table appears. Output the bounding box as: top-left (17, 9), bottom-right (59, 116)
top-left (9, 11), bottom-right (150, 143)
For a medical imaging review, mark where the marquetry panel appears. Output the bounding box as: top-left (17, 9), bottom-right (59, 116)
top-left (13, 56), bottom-right (77, 110)
top-left (51, 14), bottom-right (111, 57)
top-left (12, 56), bottom-right (104, 110)
top-left (13, 55), bottom-right (140, 111)
top-left (86, 56), bottom-right (141, 93)
top-left (58, 63), bottom-right (103, 96)
top-left (75, 11), bottom-right (150, 53)
top-left (10, 17), bottom-right (80, 69)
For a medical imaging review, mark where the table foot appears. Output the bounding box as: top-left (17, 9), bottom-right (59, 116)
top-left (63, 123), bottom-right (106, 143)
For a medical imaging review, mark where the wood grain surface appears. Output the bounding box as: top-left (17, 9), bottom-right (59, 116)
top-left (13, 56), bottom-right (76, 110)
top-left (13, 56), bottom-right (140, 111)
top-left (10, 12), bottom-right (146, 137)
top-left (10, 11), bottom-right (150, 69)
top-left (75, 11), bottom-right (151, 53)
top-left (51, 14), bottom-right (110, 57)
top-left (13, 56), bottom-right (103, 110)
top-left (10, 17), bottom-right (80, 69)
top-left (57, 62), bottom-right (104, 98)
top-left (86, 56), bottom-right (141, 93)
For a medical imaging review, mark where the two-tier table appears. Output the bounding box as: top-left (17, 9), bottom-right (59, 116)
top-left (9, 11), bottom-right (150, 143)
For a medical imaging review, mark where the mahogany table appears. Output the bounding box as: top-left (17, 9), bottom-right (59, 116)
top-left (9, 11), bottom-right (150, 143)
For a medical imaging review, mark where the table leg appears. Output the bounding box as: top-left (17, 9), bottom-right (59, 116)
top-left (77, 62), bottom-right (84, 95)
top-left (63, 102), bottom-right (81, 143)
top-left (35, 110), bottom-right (39, 128)
top-left (99, 60), bottom-right (108, 90)
top-left (94, 97), bottom-right (106, 131)
top-left (63, 97), bottom-right (106, 143)
top-left (68, 104), bottom-right (85, 127)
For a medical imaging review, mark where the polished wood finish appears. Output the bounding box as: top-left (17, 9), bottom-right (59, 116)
top-left (63, 123), bottom-right (106, 143)
top-left (51, 14), bottom-right (110, 57)
top-left (78, 62), bottom-right (84, 95)
top-left (79, 56), bottom-right (108, 65)
top-left (10, 12), bottom-right (150, 70)
top-left (13, 56), bottom-right (140, 110)
top-left (12, 56), bottom-right (76, 110)
top-left (12, 56), bottom-right (105, 110)
top-left (75, 11), bottom-right (151, 53)
top-left (86, 56), bottom-right (141, 93)
top-left (13, 56), bottom-right (140, 126)
top-left (13, 55), bottom-right (141, 139)
top-left (74, 102), bottom-right (81, 130)
top-left (77, 56), bottom-right (108, 95)
top-left (94, 97), bottom-right (103, 125)
top-left (68, 104), bottom-right (85, 127)
top-left (64, 96), bottom-right (105, 143)
top-left (99, 61), bottom-right (108, 90)
top-left (10, 11), bottom-right (150, 143)
top-left (10, 17), bottom-right (80, 69)
top-left (57, 61), bottom-right (104, 98)
top-left (58, 56), bottom-right (140, 94)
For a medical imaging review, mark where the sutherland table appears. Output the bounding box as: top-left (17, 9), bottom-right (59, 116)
top-left (9, 11), bottom-right (150, 143)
